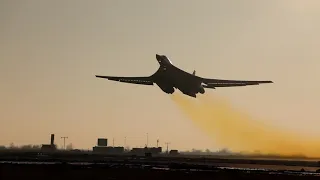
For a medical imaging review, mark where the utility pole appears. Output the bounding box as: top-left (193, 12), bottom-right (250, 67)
top-left (156, 139), bottom-right (159, 148)
top-left (61, 136), bottom-right (68, 150)
top-left (146, 133), bottom-right (148, 147)
top-left (113, 138), bottom-right (114, 147)
top-left (165, 142), bottom-right (170, 154)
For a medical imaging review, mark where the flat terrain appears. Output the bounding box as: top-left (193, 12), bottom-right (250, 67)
top-left (1, 162), bottom-right (320, 180)
top-left (1, 151), bottom-right (320, 179)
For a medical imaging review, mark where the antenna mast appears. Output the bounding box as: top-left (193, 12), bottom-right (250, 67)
top-left (61, 136), bottom-right (68, 150)
top-left (146, 133), bottom-right (148, 147)
top-left (165, 142), bottom-right (170, 154)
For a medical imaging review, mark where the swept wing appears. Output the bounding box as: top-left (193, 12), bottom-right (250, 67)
top-left (95, 75), bottom-right (154, 85)
top-left (202, 78), bottom-right (273, 88)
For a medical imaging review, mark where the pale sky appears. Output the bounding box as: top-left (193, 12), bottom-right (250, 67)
top-left (1, 0), bottom-right (320, 151)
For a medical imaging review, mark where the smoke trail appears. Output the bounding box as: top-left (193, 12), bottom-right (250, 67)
top-left (171, 93), bottom-right (320, 157)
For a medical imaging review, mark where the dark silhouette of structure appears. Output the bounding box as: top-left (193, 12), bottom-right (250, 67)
top-left (130, 147), bottom-right (162, 156)
top-left (93, 146), bottom-right (124, 154)
top-left (97, 138), bottom-right (108, 146)
top-left (93, 138), bottom-right (124, 154)
top-left (41, 134), bottom-right (56, 152)
top-left (51, 134), bottom-right (54, 145)
top-left (61, 136), bottom-right (68, 150)
top-left (169, 150), bottom-right (179, 155)
top-left (91, 136), bottom-right (162, 155)
top-left (95, 54), bottom-right (273, 98)
top-left (146, 133), bottom-right (148, 147)
top-left (165, 142), bottom-right (170, 154)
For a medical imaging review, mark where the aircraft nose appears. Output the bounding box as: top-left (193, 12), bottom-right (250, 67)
top-left (156, 54), bottom-right (161, 60)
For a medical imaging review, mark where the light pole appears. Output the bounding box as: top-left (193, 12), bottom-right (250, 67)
top-left (61, 136), bottom-right (68, 150)
top-left (165, 142), bottom-right (170, 154)
top-left (146, 133), bottom-right (148, 147)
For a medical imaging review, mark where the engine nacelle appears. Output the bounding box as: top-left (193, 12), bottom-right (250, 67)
top-left (164, 87), bottom-right (175, 94)
top-left (199, 85), bottom-right (205, 94)
top-left (157, 83), bottom-right (175, 94)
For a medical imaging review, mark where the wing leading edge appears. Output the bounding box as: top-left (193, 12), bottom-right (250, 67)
top-left (202, 78), bottom-right (273, 89)
top-left (95, 75), bottom-right (154, 85)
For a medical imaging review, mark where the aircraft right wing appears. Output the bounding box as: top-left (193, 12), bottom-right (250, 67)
top-left (202, 78), bottom-right (273, 88)
top-left (95, 75), bottom-right (154, 85)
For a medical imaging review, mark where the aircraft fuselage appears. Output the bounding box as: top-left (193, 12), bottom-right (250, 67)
top-left (151, 54), bottom-right (204, 98)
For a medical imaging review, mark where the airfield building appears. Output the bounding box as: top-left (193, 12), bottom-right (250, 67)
top-left (130, 147), bottom-right (162, 156)
top-left (169, 150), bottom-right (179, 155)
top-left (97, 138), bottom-right (108, 146)
top-left (41, 134), bottom-right (56, 152)
top-left (92, 138), bottom-right (124, 154)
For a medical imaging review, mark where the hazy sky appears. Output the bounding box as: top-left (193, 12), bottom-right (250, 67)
top-left (1, 0), bottom-right (320, 151)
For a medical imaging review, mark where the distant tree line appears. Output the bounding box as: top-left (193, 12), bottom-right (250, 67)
top-left (179, 148), bottom-right (308, 159)
top-left (0, 143), bottom-right (74, 151)
top-left (180, 148), bottom-right (233, 155)
top-left (7, 143), bottom-right (41, 150)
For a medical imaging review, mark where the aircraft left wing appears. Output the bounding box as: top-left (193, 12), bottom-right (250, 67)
top-left (202, 78), bottom-right (273, 88)
top-left (95, 75), bottom-right (154, 85)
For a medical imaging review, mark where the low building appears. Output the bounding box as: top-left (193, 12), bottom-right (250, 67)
top-left (131, 148), bottom-right (144, 155)
top-left (97, 138), bottom-right (108, 146)
top-left (169, 150), bottom-right (179, 155)
top-left (92, 137), bottom-right (124, 154)
top-left (130, 147), bottom-right (162, 155)
top-left (92, 146), bottom-right (124, 154)
top-left (145, 147), bottom-right (162, 154)
top-left (41, 134), bottom-right (57, 152)
top-left (41, 144), bottom-right (56, 152)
